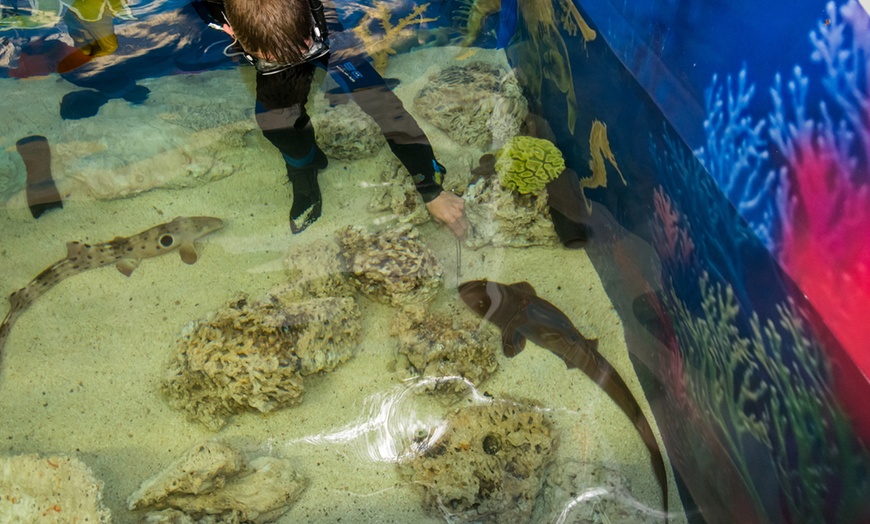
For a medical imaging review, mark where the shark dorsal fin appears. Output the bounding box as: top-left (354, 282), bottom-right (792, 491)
top-left (511, 281), bottom-right (537, 296)
top-left (65, 241), bottom-right (85, 259)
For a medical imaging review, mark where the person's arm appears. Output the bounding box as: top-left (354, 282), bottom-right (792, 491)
top-left (327, 55), bottom-right (467, 237)
top-left (426, 191), bottom-right (467, 238)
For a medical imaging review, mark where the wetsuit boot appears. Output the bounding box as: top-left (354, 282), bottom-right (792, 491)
top-left (286, 145), bottom-right (328, 234)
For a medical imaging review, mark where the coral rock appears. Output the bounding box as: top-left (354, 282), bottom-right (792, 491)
top-left (282, 238), bottom-right (356, 301)
top-left (399, 398), bottom-right (558, 523)
top-left (367, 156), bottom-right (431, 226)
top-left (162, 291), bottom-right (361, 430)
top-left (463, 175), bottom-right (558, 248)
top-left (129, 441), bottom-right (307, 524)
top-left (413, 61), bottom-right (528, 150)
top-left (0, 454), bottom-right (111, 523)
top-left (496, 135), bottom-right (565, 194)
top-left (337, 224), bottom-right (443, 307)
top-left (390, 308), bottom-right (499, 394)
top-left (310, 99), bottom-right (386, 160)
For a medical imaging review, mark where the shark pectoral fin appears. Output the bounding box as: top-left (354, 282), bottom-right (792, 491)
top-left (502, 327), bottom-right (526, 357)
top-left (512, 281), bottom-right (537, 296)
top-left (178, 242), bottom-right (199, 264)
top-left (115, 258), bottom-right (139, 277)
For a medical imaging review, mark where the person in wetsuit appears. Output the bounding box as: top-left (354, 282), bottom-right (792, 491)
top-left (197, 0), bottom-right (467, 236)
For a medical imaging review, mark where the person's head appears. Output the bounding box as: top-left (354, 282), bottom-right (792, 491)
top-left (224, 0), bottom-right (312, 65)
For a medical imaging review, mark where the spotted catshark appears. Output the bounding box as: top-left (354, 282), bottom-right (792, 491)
top-left (0, 216), bottom-right (224, 361)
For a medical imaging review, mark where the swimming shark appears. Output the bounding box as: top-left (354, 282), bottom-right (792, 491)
top-left (458, 279), bottom-right (668, 519)
top-left (0, 216), bottom-right (224, 362)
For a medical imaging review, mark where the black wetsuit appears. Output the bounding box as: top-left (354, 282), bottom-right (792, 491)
top-left (197, 1), bottom-right (445, 231)
top-left (256, 47), bottom-right (445, 230)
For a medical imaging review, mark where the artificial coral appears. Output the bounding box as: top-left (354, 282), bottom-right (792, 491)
top-left (496, 135), bottom-right (565, 194)
top-left (350, 0), bottom-right (438, 74)
top-left (455, 0), bottom-right (596, 133)
top-left (650, 128), bottom-right (756, 307)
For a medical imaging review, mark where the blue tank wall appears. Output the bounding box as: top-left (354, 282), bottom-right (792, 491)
top-left (485, 0), bottom-right (870, 521)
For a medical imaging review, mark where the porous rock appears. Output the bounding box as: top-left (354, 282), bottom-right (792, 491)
top-left (0, 454), bottom-right (111, 523)
top-left (413, 61), bottom-right (528, 150)
top-left (309, 97), bottom-right (387, 160)
top-left (281, 238), bottom-right (355, 301)
top-left (367, 152), bottom-right (477, 225)
top-left (337, 224), bottom-right (443, 307)
top-left (367, 156), bottom-right (431, 226)
top-left (129, 440), bottom-right (307, 524)
top-left (399, 398), bottom-right (558, 523)
top-left (390, 308), bottom-right (499, 394)
top-left (463, 175), bottom-right (558, 248)
top-left (162, 290), bottom-right (361, 430)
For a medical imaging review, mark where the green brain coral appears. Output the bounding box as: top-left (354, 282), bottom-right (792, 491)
top-left (496, 136), bottom-right (565, 194)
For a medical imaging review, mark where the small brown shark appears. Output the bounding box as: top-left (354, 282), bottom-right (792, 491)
top-left (0, 216), bottom-right (224, 361)
top-left (459, 279), bottom-right (669, 519)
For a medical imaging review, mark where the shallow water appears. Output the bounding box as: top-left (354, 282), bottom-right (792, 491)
top-left (0, 46), bottom-right (684, 523)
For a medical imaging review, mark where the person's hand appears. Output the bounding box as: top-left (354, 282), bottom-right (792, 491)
top-left (425, 191), bottom-right (468, 238)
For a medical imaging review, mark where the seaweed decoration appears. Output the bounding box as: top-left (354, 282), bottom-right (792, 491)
top-left (454, 0), bottom-right (596, 134)
top-left (350, 1), bottom-right (438, 74)
top-left (577, 119), bottom-right (626, 212)
top-left (664, 272), bottom-right (870, 522)
top-left (650, 128), bottom-right (756, 307)
top-left (651, 186), bottom-right (694, 267)
top-left (695, 68), bottom-right (782, 251)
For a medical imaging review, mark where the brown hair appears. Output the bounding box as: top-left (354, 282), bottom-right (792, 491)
top-left (224, 0), bottom-right (312, 64)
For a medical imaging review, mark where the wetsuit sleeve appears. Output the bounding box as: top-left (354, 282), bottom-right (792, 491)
top-left (326, 53), bottom-right (445, 202)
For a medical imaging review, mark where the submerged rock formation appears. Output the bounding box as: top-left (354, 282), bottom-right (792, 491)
top-left (399, 398), bottom-right (558, 523)
top-left (282, 238), bottom-right (355, 301)
top-left (413, 61), bottom-right (528, 150)
top-left (390, 308), bottom-right (499, 394)
top-left (0, 454), bottom-right (111, 523)
top-left (309, 97), bottom-right (387, 160)
top-left (128, 440), bottom-right (307, 523)
top-left (463, 174), bottom-right (558, 248)
top-left (337, 224), bottom-right (443, 307)
top-left (367, 156), bottom-right (432, 226)
top-left (162, 287), bottom-right (361, 430)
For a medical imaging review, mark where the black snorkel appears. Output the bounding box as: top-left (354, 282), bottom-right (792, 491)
top-left (308, 0), bottom-right (329, 42)
top-left (192, 0), bottom-right (229, 31)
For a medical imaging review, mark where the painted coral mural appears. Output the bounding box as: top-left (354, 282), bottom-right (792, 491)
top-left (696, 1), bottom-right (870, 387)
top-left (485, 0), bottom-right (870, 519)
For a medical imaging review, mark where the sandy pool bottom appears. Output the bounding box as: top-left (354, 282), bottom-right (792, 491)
top-left (0, 46), bottom-right (683, 522)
